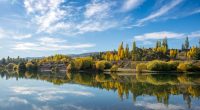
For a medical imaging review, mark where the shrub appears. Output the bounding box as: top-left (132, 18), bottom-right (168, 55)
top-left (67, 62), bottom-right (75, 72)
top-left (51, 66), bottom-right (59, 72)
top-left (74, 57), bottom-right (94, 70)
top-left (18, 62), bottom-right (26, 71)
top-left (168, 61), bottom-right (179, 70)
top-left (95, 61), bottom-right (105, 71)
top-left (26, 62), bottom-right (38, 71)
top-left (67, 64), bottom-right (72, 72)
top-left (6, 63), bottom-right (16, 70)
top-left (136, 63), bottom-right (147, 73)
top-left (147, 60), bottom-right (171, 71)
top-left (110, 65), bottom-right (118, 72)
top-left (73, 59), bottom-right (82, 70)
top-left (13, 65), bottom-right (18, 71)
top-left (177, 62), bottom-right (200, 72)
top-left (104, 61), bottom-right (112, 69)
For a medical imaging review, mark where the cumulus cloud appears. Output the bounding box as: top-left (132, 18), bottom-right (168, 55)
top-left (134, 31), bottom-right (184, 41)
top-left (24, 0), bottom-right (66, 33)
top-left (136, 0), bottom-right (183, 26)
top-left (122, 0), bottom-right (144, 12)
top-left (23, 0), bottom-right (121, 35)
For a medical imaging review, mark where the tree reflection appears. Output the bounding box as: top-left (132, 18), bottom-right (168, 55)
top-left (1, 71), bottom-right (200, 109)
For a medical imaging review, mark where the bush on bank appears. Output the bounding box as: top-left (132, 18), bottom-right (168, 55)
top-left (110, 65), bottom-right (118, 72)
top-left (147, 60), bottom-right (172, 71)
top-left (136, 63), bottom-right (147, 73)
top-left (177, 62), bottom-right (200, 72)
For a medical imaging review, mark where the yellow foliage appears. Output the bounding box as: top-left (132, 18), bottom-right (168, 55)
top-left (187, 46), bottom-right (198, 59)
top-left (170, 49), bottom-right (178, 59)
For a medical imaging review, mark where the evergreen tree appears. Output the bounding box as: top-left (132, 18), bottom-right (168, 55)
top-left (199, 38), bottom-right (200, 48)
top-left (18, 62), bottom-right (26, 71)
top-left (182, 44), bottom-right (185, 51)
top-left (185, 36), bottom-right (189, 50)
top-left (156, 40), bottom-right (161, 48)
top-left (1, 58), bottom-right (6, 65)
top-left (162, 37), bottom-right (168, 50)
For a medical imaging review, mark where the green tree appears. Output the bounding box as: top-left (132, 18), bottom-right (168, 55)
top-left (162, 37), bottom-right (168, 50)
top-left (118, 42), bottom-right (124, 60)
top-left (125, 44), bottom-right (129, 59)
top-left (132, 41), bottom-right (138, 60)
top-left (18, 62), bottom-right (26, 71)
top-left (170, 49), bottom-right (178, 59)
top-left (199, 38), bottom-right (200, 48)
top-left (1, 58), bottom-right (6, 65)
top-left (156, 41), bottom-right (161, 48)
top-left (185, 36), bottom-right (189, 50)
top-left (182, 44), bottom-right (185, 51)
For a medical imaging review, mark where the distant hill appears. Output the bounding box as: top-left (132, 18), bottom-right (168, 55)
top-left (68, 52), bottom-right (101, 58)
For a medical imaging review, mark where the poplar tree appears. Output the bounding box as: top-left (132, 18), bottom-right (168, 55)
top-left (162, 37), bottom-right (168, 50)
top-left (185, 36), bottom-right (189, 50)
top-left (132, 41), bottom-right (137, 61)
top-left (118, 42), bottom-right (124, 60)
top-left (125, 44), bottom-right (129, 59)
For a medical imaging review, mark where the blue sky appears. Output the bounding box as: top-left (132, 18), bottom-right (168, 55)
top-left (0, 0), bottom-right (200, 58)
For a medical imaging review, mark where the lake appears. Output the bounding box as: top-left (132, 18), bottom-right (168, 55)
top-left (0, 71), bottom-right (200, 110)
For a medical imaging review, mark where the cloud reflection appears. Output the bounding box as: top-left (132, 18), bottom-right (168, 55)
top-left (135, 101), bottom-right (184, 110)
top-left (10, 86), bottom-right (94, 102)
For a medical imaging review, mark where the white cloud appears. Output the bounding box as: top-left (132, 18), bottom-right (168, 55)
top-left (136, 0), bottom-right (182, 26)
top-left (0, 28), bottom-right (7, 39)
top-left (189, 31), bottom-right (200, 38)
top-left (10, 86), bottom-right (94, 102)
top-left (122, 0), bottom-right (144, 12)
top-left (191, 8), bottom-right (200, 15)
top-left (0, 97), bottom-right (29, 109)
top-left (84, 0), bottom-right (112, 18)
top-left (135, 101), bottom-right (184, 110)
top-left (134, 31), bottom-right (184, 41)
top-left (59, 104), bottom-right (90, 110)
top-left (23, 0), bottom-right (121, 35)
top-left (13, 34), bottom-right (32, 40)
top-left (12, 37), bottom-right (95, 51)
top-left (38, 37), bottom-right (65, 45)
top-left (24, 0), bottom-right (66, 33)
top-left (37, 95), bottom-right (63, 102)
top-left (0, 27), bottom-right (31, 40)
top-left (75, 20), bottom-right (117, 34)
top-left (8, 97), bottom-right (29, 104)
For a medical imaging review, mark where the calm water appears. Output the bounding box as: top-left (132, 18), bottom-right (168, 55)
top-left (0, 71), bottom-right (200, 110)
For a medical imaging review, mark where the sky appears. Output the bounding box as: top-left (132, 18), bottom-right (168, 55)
top-left (0, 0), bottom-right (200, 58)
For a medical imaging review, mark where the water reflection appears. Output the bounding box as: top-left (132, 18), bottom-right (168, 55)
top-left (1, 71), bottom-right (200, 110)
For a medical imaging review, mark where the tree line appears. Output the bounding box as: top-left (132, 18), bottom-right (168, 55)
top-left (100, 37), bottom-right (200, 61)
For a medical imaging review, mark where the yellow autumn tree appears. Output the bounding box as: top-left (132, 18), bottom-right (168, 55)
top-left (187, 46), bottom-right (198, 59)
top-left (118, 42), bottom-right (125, 60)
top-left (170, 49), bottom-right (178, 59)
